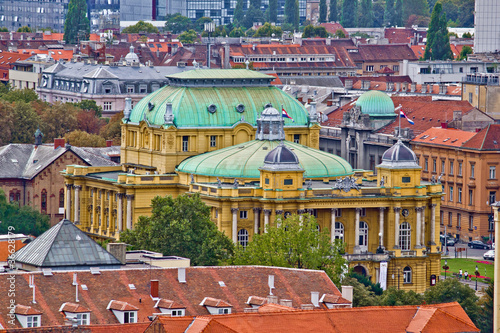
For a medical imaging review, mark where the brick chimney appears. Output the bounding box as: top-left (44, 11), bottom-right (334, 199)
top-left (54, 138), bottom-right (65, 149)
top-left (106, 140), bottom-right (113, 147)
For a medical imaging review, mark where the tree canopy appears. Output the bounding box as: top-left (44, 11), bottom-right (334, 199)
top-left (253, 22), bottom-right (283, 37)
top-left (121, 193), bottom-right (234, 266)
top-left (63, 0), bottom-right (90, 44)
top-left (302, 25), bottom-right (328, 38)
top-left (424, 2), bottom-right (453, 60)
top-left (122, 21), bottom-right (159, 34)
top-left (17, 26), bottom-right (32, 33)
top-left (329, 0), bottom-right (338, 22)
top-left (64, 130), bottom-right (106, 147)
top-left (231, 214), bottom-right (347, 285)
top-left (341, 0), bottom-right (358, 28)
top-left (178, 29), bottom-right (198, 44)
top-left (319, 0), bottom-right (327, 23)
top-left (0, 190), bottom-right (50, 236)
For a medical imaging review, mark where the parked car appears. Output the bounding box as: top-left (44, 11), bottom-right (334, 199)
top-left (483, 250), bottom-right (495, 260)
top-left (468, 240), bottom-right (491, 249)
top-left (446, 238), bottom-right (457, 246)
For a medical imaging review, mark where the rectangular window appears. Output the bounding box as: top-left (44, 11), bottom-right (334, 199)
top-left (76, 313), bottom-right (89, 325)
top-left (360, 208), bottom-right (366, 217)
top-left (284, 179), bottom-right (293, 185)
top-left (468, 92), bottom-right (473, 103)
top-left (182, 136), bottom-right (189, 152)
top-left (210, 135), bottom-right (216, 147)
top-left (335, 209), bottom-right (342, 217)
top-left (449, 161), bottom-right (454, 175)
top-left (103, 101), bottom-right (112, 111)
top-left (433, 159), bottom-right (437, 172)
top-left (265, 178), bottom-right (269, 185)
top-left (448, 212), bottom-right (453, 227)
top-left (470, 163), bottom-right (475, 178)
top-left (469, 189), bottom-right (473, 205)
top-left (424, 158), bottom-right (428, 171)
top-left (239, 210), bottom-right (248, 219)
top-left (293, 134), bottom-right (300, 144)
top-left (104, 87), bottom-right (111, 94)
top-left (218, 308), bottom-right (230, 314)
top-left (393, 65), bottom-right (399, 72)
top-left (440, 211), bottom-right (444, 225)
top-left (441, 160), bottom-right (445, 174)
top-left (124, 311), bottom-right (136, 323)
top-left (457, 213), bottom-right (461, 228)
top-left (366, 65), bottom-right (374, 72)
top-left (489, 166), bottom-right (496, 179)
top-left (458, 187), bottom-right (462, 203)
top-left (458, 162), bottom-right (462, 176)
top-left (449, 186), bottom-right (453, 201)
top-left (489, 191), bottom-right (496, 204)
top-left (127, 86), bottom-right (134, 93)
top-left (171, 309), bottom-right (184, 317)
top-left (469, 215), bottom-right (474, 230)
top-left (402, 176), bottom-right (411, 183)
top-left (27, 316), bottom-right (39, 327)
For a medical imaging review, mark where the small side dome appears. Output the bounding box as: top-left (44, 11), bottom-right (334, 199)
top-left (260, 143), bottom-right (303, 172)
top-left (379, 140), bottom-right (420, 169)
top-left (125, 45), bottom-right (139, 64)
top-left (261, 106), bottom-right (281, 118)
top-left (355, 90), bottom-right (395, 116)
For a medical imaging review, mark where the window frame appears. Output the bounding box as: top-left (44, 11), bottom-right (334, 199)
top-left (403, 266), bottom-right (412, 284)
top-left (237, 229), bottom-right (249, 247)
top-left (399, 222), bottom-right (411, 251)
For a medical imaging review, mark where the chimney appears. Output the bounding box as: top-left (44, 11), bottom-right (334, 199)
top-left (54, 138), bottom-right (65, 149)
top-left (341, 285), bottom-right (353, 304)
top-left (150, 280), bottom-right (159, 298)
top-left (268, 275), bottom-right (275, 295)
top-left (106, 242), bottom-right (127, 264)
top-left (178, 267), bottom-right (186, 283)
top-left (441, 122), bottom-right (448, 129)
top-left (106, 140), bottom-right (113, 147)
top-left (326, 37), bottom-right (331, 45)
top-left (252, 44), bottom-right (256, 51)
top-left (311, 291), bottom-right (319, 307)
top-left (267, 295), bottom-right (278, 304)
top-left (279, 299), bottom-right (292, 307)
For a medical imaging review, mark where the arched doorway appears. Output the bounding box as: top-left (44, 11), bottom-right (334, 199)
top-left (353, 265), bottom-right (367, 276)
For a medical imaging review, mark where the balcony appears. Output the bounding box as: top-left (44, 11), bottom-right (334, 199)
top-left (344, 252), bottom-right (390, 262)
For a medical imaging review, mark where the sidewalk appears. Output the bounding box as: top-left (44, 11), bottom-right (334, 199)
top-left (440, 275), bottom-right (490, 297)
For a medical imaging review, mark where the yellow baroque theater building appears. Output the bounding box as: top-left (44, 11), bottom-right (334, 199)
top-left (63, 69), bottom-right (442, 292)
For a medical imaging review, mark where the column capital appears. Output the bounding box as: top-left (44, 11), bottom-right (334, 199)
top-left (331, 208), bottom-right (338, 214)
top-left (117, 193), bottom-right (125, 198)
top-left (297, 209), bottom-right (306, 214)
top-left (430, 203), bottom-right (437, 208)
top-left (65, 184), bottom-right (73, 189)
top-left (355, 207), bottom-right (362, 213)
top-left (253, 207), bottom-right (261, 213)
top-left (263, 209), bottom-right (272, 215)
top-left (74, 185), bottom-right (82, 190)
top-left (125, 194), bottom-right (134, 200)
top-left (275, 210), bottom-right (284, 215)
top-left (394, 207), bottom-right (401, 213)
top-left (379, 207), bottom-right (386, 212)
top-left (231, 208), bottom-right (239, 214)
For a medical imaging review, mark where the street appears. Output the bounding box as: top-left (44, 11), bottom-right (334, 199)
top-left (442, 243), bottom-right (492, 260)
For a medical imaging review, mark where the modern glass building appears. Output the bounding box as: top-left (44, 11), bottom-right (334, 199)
top-left (474, 0), bottom-right (500, 53)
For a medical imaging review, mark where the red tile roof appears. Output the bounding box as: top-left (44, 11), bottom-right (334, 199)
top-left (0, 239), bottom-right (27, 262)
top-left (357, 44), bottom-right (418, 62)
top-left (411, 127), bottom-right (477, 148)
top-left (200, 297), bottom-right (232, 308)
top-left (147, 302), bottom-right (478, 333)
top-left (107, 300), bottom-right (139, 311)
top-left (59, 302), bottom-right (91, 313)
top-left (319, 23), bottom-right (348, 37)
top-left (14, 49), bottom-right (73, 61)
top-left (42, 33), bottom-right (64, 41)
top-left (0, 51), bottom-right (32, 70)
top-left (461, 124), bottom-right (500, 150)
top-left (385, 28), bottom-right (414, 44)
top-left (14, 304), bottom-right (43, 315)
top-left (155, 298), bottom-right (185, 309)
top-left (411, 45), bottom-right (426, 58)
top-left (0, 266), bottom-right (340, 329)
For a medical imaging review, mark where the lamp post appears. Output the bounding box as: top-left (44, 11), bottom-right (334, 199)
top-left (475, 265), bottom-right (479, 291)
top-left (443, 259), bottom-right (449, 279)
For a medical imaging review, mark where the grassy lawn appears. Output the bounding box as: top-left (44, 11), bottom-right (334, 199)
top-left (441, 258), bottom-right (495, 282)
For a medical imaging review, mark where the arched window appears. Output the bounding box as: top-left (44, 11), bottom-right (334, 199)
top-left (9, 191), bottom-right (14, 202)
top-left (59, 189), bottom-right (64, 208)
top-left (359, 221), bottom-right (368, 251)
top-left (334, 222), bottom-right (344, 241)
top-left (41, 190), bottom-right (47, 213)
top-left (399, 222), bottom-right (411, 250)
top-left (238, 229), bottom-right (249, 248)
top-left (403, 266), bottom-right (412, 283)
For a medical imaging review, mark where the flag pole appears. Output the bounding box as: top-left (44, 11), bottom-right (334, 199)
top-left (398, 104), bottom-right (402, 139)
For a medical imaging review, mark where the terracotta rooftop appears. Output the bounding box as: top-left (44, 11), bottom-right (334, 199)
top-left (107, 300), bottom-right (139, 311)
top-left (14, 305), bottom-right (43, 315)
top-left (411, 127), bottom-right (477, 148)
top-left (200, 297), bottom-right (232, 308)
top-left (0, 266), bottom-right (341, 328)
top-left (357, 44), bottom-right (418, 62)
top-left (59, 302), bottom-right (91, 313)
top-left (461, 124), bottom-right (500, 150)
top-left (146, 302), bottom-right (478, 333)
top-left (0, 239), bottom-right (27, 263)
top-left (319, 23), bottom-right (348, 37)
top-left (155, 298), bottom-right (185, 310)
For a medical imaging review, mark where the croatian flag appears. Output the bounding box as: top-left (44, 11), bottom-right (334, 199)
top-left (400, 110), bottom-right (414, 125)
top-left (282, 107), bottom-right (294, 122)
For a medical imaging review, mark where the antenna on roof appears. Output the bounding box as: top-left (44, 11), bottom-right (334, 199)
top-left (73, 273), bottom-right (79, 303)
top-left (268, 275), bottom-right (275, 296)
top-left (395, 104), bottom-right (403, 139)
top-left (29, 274), bottom-right (36, 304)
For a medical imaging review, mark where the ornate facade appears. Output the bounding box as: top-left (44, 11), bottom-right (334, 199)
top-left (63, 69), bottom-right (442, 293)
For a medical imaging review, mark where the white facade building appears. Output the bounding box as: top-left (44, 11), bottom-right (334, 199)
top-left (474, 0), bottom-right (500, 53)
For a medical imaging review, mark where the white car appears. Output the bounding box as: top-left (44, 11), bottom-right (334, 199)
top-left (483, 250), bottom-right (495, 260)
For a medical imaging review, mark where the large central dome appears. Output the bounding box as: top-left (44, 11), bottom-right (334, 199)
top-left (176, 140), bottom-right (353, 179)
top-left (355, 90), bottom-right (395, 116)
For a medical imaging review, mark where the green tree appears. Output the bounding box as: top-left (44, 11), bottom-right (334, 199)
top-left (268, 0), bottom-right (278, 22)
top-left (0, 27), bottom-right (8, 32)
top-left (0, 190), bottom-right (50, 236)
top-left (373, 0), bottom-right (385, 27)
top-left (229, 27), bottom-right (245, 37)
top-left (195, 17), bottom-right (213, 32)
top-left (178, 29), bottom-right (198, 44)
top-left (378, 287), bottom-right (424, 306)
top-left (64, 130), bottom-right (106, 147)
top-left (462, 32), bottom-right (472, 38)
top-left (319, 0), bottom-right (327, 23)
top-left (402, 0), bottom-right (429, 26)
top-left (231, 214), bottom-right (347, 286)
top-left (63, 0), bottom-right (90, 44)
top-left (341, 276), bottom-right (379, 307)
top-left (476, 282), bottom-right (494, 333)
top-left (293, 0), bottom-right (299, 30)
top-left (394, 0), bottom-right (403, 27)
top-left (17, 26), bottom-right (32, 33)
top-left (122, 20), bottom-right (159, 34)
top-left (341, 0), bottom-right (358, 28)
top-left (359, 0), bottom-right (373, 27)
top-left (1, 88), bottom-right (39, 103)
top-left (253, 22), bottom-right (283, 37)
top-left (334, 29), bottom-right (346, 38)
top-left (100, 111), bottom-right (123, 144)
top-left (0, 100), bottom-right (14, 145)
top-left (242, 6), bottom-right (265, 29)
top-left (424, 279), bottom-right (481, 324)
top-left (424, 2), bottom-right (453, 60)
top-left (76, 109), bottom-right (106, 135)
top-left (384, 0), bottom-right (395, 26)
top-left (458, 45), bottom-right (473, 61)
top-left (302, 25), bottom-right (328, 38)
top-left (73, 99), bottom-right (103, 117)
top-left (284, 0), bottom-right (297, 28)
top-left (329, 0), bottom-right (337, 22)
top-left (121, 193), bottom-right (234, 266)
top-left (11, 101), bottom-right (40, 143)
top-left (234, 0), bottom-right (245, 24)
top-left (40, 103), bottom-right (78, 141)
top-left (165, 14), bottom-right (192, 33)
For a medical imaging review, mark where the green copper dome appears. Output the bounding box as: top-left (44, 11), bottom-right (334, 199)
top-left (176, 140), bottom-right (353, 179)
top-left (355, 90), bottom-right (395, 116)
top-left (126, 69), bottom-right (309, 128)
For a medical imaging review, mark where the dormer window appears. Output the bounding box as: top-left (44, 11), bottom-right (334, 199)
top-left (154, 299), bottom-right (186, 317)
top-left (199, 297), bottom-right (232, 315)
top-left (107, 300), bottom-right (138, 324)
top-left (14, 305), bottom-right (42, 328)
top-left (59, 302), bottom-right (91, 325)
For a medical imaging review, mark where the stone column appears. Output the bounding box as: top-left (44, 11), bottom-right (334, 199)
top-left (117, 193), bottom-right (124, 232)
top-left (253, 208), bottom-right (261, 235)
top-left (263, 209), bottom-right (271, 233)
top-left (297, 209), bottom-right (306, 223)
top-left (331, 208), bottom-right (337, 243)
top-left (65, 184), bottom-right (72, 220)
top-left (74, 185), bottom-right (81, 224)
top-left (231, 208), bottom-right (238, 243)
top-left (126, 194), bottom-right (134, 230)
top-left (354, 208), bottom-right (361, 254)
top-left (394, 207), bottom-right (401, 249)
top-left (275, 210), bottom-right (283, 228)
top-left (421, 207), bottom-right (426, 246)
top-left (379, 207), bottom-right (385, 248)
top-left (430, 204), bottom-right (437, 245)
top-left (416, 207), bottom-right (422, 247)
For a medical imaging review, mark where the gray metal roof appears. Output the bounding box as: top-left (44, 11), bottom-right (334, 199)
top-left (0, 144), bottom-right (117, 180)
top-left (11, 219), bottom-right (121, 267)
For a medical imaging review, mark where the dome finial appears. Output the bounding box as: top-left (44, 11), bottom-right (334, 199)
top-left (256, 106), bottom-right (285, 141)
